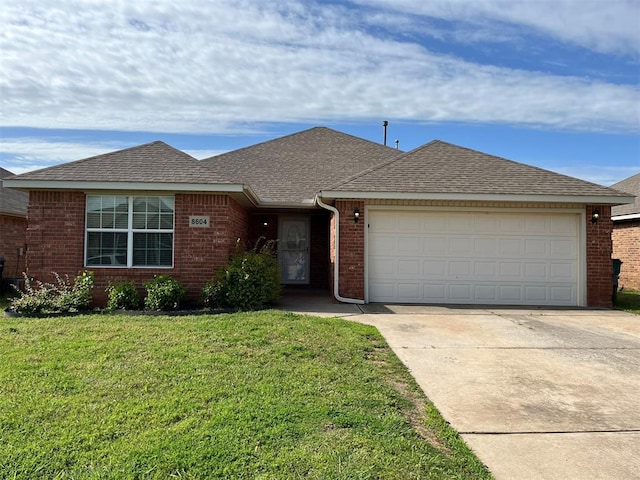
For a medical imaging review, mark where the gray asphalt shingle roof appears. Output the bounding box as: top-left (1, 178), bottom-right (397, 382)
top-left (10, 141), bottom-right (234, 185)
top-left (201, 127), bottom-right (401, 204)
top-left (611, 173), bottom-right (640, 216)
top-left (0, 168), bottom-right (28, 216)
top-left (327, 140), bottom-right (630, 199)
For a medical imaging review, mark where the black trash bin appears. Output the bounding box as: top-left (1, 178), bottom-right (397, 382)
top-left (612, 259), bottom-right (623, 305)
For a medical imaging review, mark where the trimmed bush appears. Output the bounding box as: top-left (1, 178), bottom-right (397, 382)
top-left (203, 239), bottom-right (280, 311)
top-left (144, 275), bottom-right (185, 311)
top-left (106, 281), bottom-right (140, 310)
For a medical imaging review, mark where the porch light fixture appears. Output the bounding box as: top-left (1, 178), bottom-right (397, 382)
top-left (353, 208), bottom-right (360, 223)
top-left (591, 209), bottom-right (600, 224)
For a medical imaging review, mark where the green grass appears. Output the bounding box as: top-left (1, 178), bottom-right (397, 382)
top-left (0, 311), bottom-right (491, 479)
top-left (615, 289), bottom-right (640, 315)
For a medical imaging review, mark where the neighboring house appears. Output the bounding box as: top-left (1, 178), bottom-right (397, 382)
top-left (4, 127), bottom-right (633, 307)
top-left (611, 173), bottom-right (640, 291)
top-left (0, 167), bottom-right (28, 284)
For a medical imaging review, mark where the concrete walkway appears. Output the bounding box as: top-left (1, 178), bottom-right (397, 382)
top-left (278, 295), bottom-right (640, 479)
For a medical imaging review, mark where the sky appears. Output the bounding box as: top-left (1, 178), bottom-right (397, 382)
top-left (1, 0), bottom-right (639, 187)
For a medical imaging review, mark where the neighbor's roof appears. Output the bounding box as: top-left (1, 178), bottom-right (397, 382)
top-left (321, 140), bottom-right (633, 204)
top-left (0, 168), bottom-right (28, 217)
top-left (202, 127), bottom-right (401, 204)
top-left (611, 173), bottom-right (640, 218)
top-left (2, 141), bottom-right (258, 198)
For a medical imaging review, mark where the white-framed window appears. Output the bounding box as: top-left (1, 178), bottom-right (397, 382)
top-left (85, 195), bottom-right (174, 268)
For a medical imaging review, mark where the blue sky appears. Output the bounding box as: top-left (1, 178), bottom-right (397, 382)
top-left (1, 0), bottom-right (638, 186)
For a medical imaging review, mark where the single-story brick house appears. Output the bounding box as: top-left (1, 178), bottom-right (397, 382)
top-left (611, 173), bottom-right (640, 291)
top-left (4, 127), bottom-right (634, 307)
top-left (0, 167), bottom-right (28, 286)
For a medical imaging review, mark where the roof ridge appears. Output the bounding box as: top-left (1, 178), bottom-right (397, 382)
top-left (202, 126), bottom-right (400, 162)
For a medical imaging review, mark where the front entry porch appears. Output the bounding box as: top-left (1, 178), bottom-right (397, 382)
top-left (248, 210), bottom-right (330, 290)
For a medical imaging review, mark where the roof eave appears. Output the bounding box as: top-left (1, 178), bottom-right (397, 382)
top-left (2, 179), bottom-right (261, 207)
top-left (318, 191), bottom-right (636, 205)
top-left (612, 213), bottom-right (640, 222)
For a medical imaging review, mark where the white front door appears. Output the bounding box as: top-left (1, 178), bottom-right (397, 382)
top-left (279, 217), bottom-right (310, 284)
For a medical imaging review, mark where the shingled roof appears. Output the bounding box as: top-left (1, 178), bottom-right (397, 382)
top-left (611, 173), bottom-right (640, 217)
top-left (202, 127), bottom-right (401, 204)
top-left (323, 140), bottom-right (631, 202)
top-left (0, 168), bottom-right (28, 217)
top-left (8, 141), bottom-right (234, 185)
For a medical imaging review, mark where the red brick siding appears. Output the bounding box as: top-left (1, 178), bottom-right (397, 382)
top-left (0, 214), bottom-right (27, 278)
top-left (24, 191), bottom-right (249, 306)
top-left (26, 191), bottom-right (86, 280)
top-left (586, 205), bottom-right (613, 308)
top-left (336, 200), bottom-right (365, 300)
top-left (612, 219), bottom-right (640, 291)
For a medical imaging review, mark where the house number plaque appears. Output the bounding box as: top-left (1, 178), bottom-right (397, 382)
top-left (189, 216), bottom-right (210, 228)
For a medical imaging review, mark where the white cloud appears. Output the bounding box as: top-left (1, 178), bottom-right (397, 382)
top-left (0, 0), bottom-right (638, 137)
top-left (354, 0), bottom-right (640, 57)
top-left (0, 138), bottom-right (129, 173)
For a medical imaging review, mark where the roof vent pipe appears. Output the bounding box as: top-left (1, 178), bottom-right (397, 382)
top-left (382, 120), bottom-right (388, 146)
top-left (395, 139), bottom-right (399, 150)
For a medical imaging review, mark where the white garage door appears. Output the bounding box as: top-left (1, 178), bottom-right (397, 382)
top-left (368, 210), bottom-right (580, 306)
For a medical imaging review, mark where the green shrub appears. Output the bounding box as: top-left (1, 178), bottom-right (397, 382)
top-left (144, 275), bottom-right (186, 311)
top-left (106, 281), bottom-right (140, 310)
top-left (203, 239), bottom-right (280, 311)
top-left (10, 271), bottom-right (94, 315)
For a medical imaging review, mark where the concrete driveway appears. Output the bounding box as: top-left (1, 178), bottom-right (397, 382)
top-left (357, 306), bottom-right (640, 480)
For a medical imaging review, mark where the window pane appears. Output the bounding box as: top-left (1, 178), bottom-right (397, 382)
top-left (133, 233), bottom-right (173, 267)
top-left (160, 197), bottom-right (174, 213)
top-left (160, 213), bottom-right (173, 229)
top-left (87, 212), bottom-right (101, 229)
top-left (132, 213), bottom-right (145, 229)
top-left (86, 232), bottom-right (127, 266)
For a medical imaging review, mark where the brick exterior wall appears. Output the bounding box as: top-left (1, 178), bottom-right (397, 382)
top-left (0, 214), bottom-right (27, 279)
top-left (25, 191), bottom-right (249, 306)
top-left (612, 219), bottom-right (640, 291)
top-left (586, 205), bottom-right (613, 308)
top-left (335, 200), bottom-right (365, 300)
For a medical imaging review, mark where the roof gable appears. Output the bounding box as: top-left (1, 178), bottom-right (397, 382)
top-left (202, 127), bottom-right (401, 204)
top-left (325, 140), bottom-right (631, 201)
top-left (9, 141), bottom-right (234, 185)
top-left (611, 173), bottom-right (640, 217)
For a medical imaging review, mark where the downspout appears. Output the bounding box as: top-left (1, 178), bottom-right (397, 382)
top-left (315, 195), bottom-right (365, 305)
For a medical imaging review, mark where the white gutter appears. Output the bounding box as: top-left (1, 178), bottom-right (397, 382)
top-left (315, 195), bottom-right (365, 305)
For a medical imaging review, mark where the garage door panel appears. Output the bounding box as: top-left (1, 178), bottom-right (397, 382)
top-left (424, 237), bottom-right (446, 255)
top-left (368, 210), bottom-right (579, 306)
top-left (550, 262), bottom-right (574, 280)
top-left (450, 237), bottom-right (473, 255)
top-left (449, 284), bottom-right (472, 300)
top-left (398, 260), bottom-right (420, 276)
top-left (398, 236), bottom-right (421, 255)
top-left (475, 262), bottom-right (496, 277)
top-left (424, 260), bottom-right (446, 276)
top-left (550, 239), bottom-right (575, 257)
top-left (398, 283), bottom-right (420, 300)
top-left (525, 238), bottom-right (547, 256)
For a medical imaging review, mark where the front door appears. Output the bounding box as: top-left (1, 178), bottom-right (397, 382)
top-left (279, 217), bottom-right (310, 284)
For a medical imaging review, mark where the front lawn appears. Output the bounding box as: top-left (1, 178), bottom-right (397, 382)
top-left (615, 289), bottom-right (640, 315)
top-left (0, 311), bottom-right (491, 479)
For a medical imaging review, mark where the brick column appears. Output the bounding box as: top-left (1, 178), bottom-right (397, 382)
top-left (586, 205), bottom-right (613, 308)
top-left (336, 200), bottom-right (365, 300)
